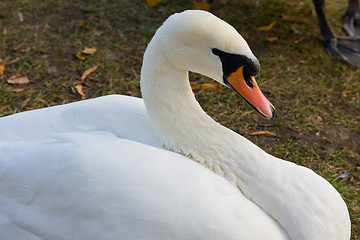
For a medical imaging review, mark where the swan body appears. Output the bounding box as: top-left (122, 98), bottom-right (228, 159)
top-left (0, 10), bottom-right (350, 240)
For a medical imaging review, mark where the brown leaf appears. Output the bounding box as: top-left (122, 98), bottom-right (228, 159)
top-left (12, 88), bottom-right (25, 93)
top-left (7, 74), bottom-right (29, 85)
top-left (76, 47), bottom-right (97, 60)
top-left (266, 36), bottom-right (278, 42)
top-left (146, 0), bottom-right (162, 7)
top-left (75, 84), bottom-right (85, 99)
top-left (81, 65), bottom-right (99, 81)
top-left (191, 84), bottom-right (201, 91)
top-left (20, 46), bottom-right (31, 53)
top-left (258, 21), bottom-right (276, 31)
top-left (20, 98), bottom-right (31, 109)
top-left (82, 47), bottom-right (97, 55)
top-left (192, 0), bottom-right (211, 11)
top-left (250, 131), bottom-right (277, 137)
top-left (294, 37), bottom-right (305, 44)
top-left (125, 91), bottom-right (135, 97)
top-left (322, 137), bottom-right (332, 143)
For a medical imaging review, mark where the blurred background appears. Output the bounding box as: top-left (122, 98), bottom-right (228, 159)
top-left (0, 0), bottom-right (359, 238)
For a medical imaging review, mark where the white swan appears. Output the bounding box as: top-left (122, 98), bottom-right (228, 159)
top-left (0, 10), bottom-right (350, 240)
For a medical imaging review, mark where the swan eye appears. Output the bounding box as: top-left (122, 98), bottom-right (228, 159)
top-left (211, 48), bottom-right (260, 83)
top-left (243, 68), bottom-right (253, 88)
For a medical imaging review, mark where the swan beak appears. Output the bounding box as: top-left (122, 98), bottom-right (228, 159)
top-left (226, 66), bottom-right (275, 119)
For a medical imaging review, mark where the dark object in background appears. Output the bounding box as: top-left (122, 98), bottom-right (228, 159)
top-left (312, 0), bottom-right (360, 67)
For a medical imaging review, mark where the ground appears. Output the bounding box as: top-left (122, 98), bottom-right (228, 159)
top-left (0, 0), bottom-right (359, 238)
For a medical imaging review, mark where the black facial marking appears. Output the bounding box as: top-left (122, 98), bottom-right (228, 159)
top-left (243, 67), bottom-right (254, 88)
top-left (212, 48), bottom-right (260, 84)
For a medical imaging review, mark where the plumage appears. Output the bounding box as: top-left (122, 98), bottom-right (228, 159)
top-left (0, 10), bottom-right (350, 240)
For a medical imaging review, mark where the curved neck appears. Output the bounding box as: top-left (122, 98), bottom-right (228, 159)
top-left (139, 39), bottom-right (350, 240)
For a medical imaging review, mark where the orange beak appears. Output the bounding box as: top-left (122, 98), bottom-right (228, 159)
top-left (227, 66), bottom-right (275, 119)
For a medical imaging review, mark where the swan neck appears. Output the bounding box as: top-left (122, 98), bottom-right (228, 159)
top-left (139, 35), bottom-right (350, 240)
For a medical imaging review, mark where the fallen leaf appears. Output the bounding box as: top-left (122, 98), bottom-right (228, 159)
top-left (82, 47), bottom-right (97, 55)
top-left (322, 137), bottom-right (332, 143)
top-left (192, 0), bottom-right (211, 11)
top-left (258, 21), bottom-right (276, 32)
top-left (201, 83), bottom-right (223, 92)
top-left (342, 89), bottom-right (357, 97)
top-left (146, 0), bottom-right (162, 7)
top-left (191, 83), bottom-right (223, 94)
top-left (81, 65), bottom-right (99, 81)
top-left (12, 88), bottom-right (25, 93)
top-left (125, 91), bottom-right (135, 96)
top-left (7, 73), bottom-right (29, 85)
top-left (76, 21), bottom-right (91, 29)
top-left (75, 84), bottom-right (85, 99)
top-left (250, 131), bottom-right (277, 137)
top-left (266, 36), bottom-right (278, 42)
top-left (286, 1), bottom-right (304, 6)
top-left (191, 84), bottom-right (201, 91)
top-left (3, 28), bottom-right (7, 35)
top-left (294, 37), bottom-right (305, 44)
top-left (315, 116), bottom-right (323, 122)
top-left (76, 47), bottom-right (97, 60)
top-left (0, 59), bottom-right (5, 75)
top-left (20, 97), bottom-right (31, 109)
top-left (8, 57), bottom-right (20, 64)
top-left (76, 51), bottom-right (86, 61)
top-left (20, 46), bottom-right (31, 53)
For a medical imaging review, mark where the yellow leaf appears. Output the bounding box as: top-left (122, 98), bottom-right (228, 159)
top-left (0, 59), bottom-right (5, 75)
top-left (192, 0), bottom-right (211, 11)
top-left (257, 21), bottom-right (276, 32)
top-left (201, 83), bottom-right (223, 92)
top-left (76, 50), bottom-right (86, 61)
top-left (81, 65), bottom-right (99, 81)
top-left (7, 73), bottom-right (29, 84)
top-left (76, 21), bottom-right (91, 30)
top-left (146, 0), bottom-right (162, 7)
top-left (249, 131), bottom-right (277, 137)
top-left (191, 83), bottom-right (223, 95)
top-left (75, 84), bottom-right (85, 99)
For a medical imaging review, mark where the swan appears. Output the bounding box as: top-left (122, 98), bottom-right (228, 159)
top-left (0, 10), bottom-right (350, 240)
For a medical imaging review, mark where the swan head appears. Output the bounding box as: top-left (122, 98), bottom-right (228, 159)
top-left (147, 10), bottom-right (275, 119)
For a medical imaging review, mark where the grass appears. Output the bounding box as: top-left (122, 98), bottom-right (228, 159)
top-left (0, 0), bottom-right (359, 238)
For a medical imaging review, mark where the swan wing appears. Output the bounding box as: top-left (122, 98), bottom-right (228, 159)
top-left (0, 96), bottom-right (287, 240)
